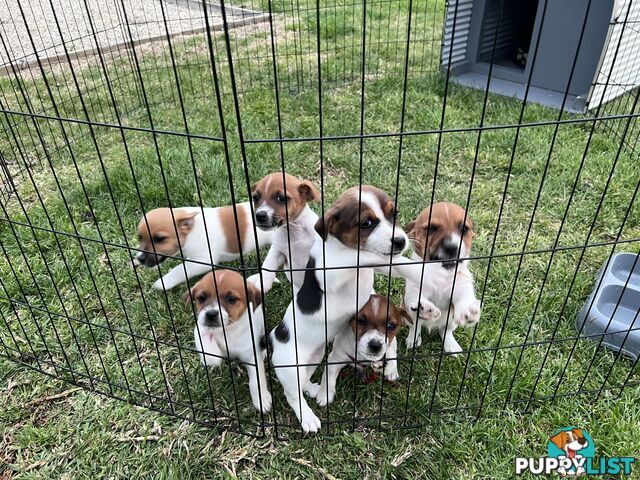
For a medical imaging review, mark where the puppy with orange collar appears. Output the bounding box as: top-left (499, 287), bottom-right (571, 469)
top-left (404, 202), bottom-right (481, 354)
top-left (248, 173), bottom-right (320, 293)
top-left (310, 294), bottom-right (412, 406)
top-left (135, 203), bottom-right (273, 290)
top-left (185, 269), bottom-right (272, 413)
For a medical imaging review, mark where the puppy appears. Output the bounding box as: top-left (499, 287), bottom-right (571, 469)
top-left (270, 185), bottom-right (430, 432)
top-left (550, 428), bottom-right (589, 476)
top-left (135, 203), bottom-right (274, 290)
top-left (404, 202), bottom-right (481, 354)
top-left (312, 294), bottom-right (412, 406)
top-left (186, 269), bottom-right (272, 413)
top-left (248, 173), bottom-right (320, 293)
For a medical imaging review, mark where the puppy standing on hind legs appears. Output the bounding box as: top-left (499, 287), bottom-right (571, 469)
top-left (404, 202), bottom-right (481, 354)
top-left (186, 269), bottom-right (272, 413)
top-left (247, 173), bottom-right (320, 293)
top-left (269, 185), bottom-right (432, 433)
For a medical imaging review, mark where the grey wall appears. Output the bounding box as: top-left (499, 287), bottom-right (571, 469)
top-left (529, 0), bottom-right (614, 96)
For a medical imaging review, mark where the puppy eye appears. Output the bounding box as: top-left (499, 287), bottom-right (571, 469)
top-left (275, 194), bottom-right (287, 203)
top-left (360, 219), bottom-right (374, 229)
top-left (153, 235), bottom-right (167, 243)
top-left (197, 292), bottom-right (209, 303)
top-left (252, 193), bottom-right (260, 203)
top-left (460, 224), bottom-right (469, 235)
top-left (225, 295), bottom-right (237, 304)
top-left (357, 317), bottom-right (366, 325)
top-left (427, 225), bottom-right (439, 235)
top-left (386, 322), bottom-right (397, 331)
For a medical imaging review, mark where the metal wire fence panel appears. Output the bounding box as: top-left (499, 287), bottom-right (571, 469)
top-left (0, 0), bottom-right (639, 437)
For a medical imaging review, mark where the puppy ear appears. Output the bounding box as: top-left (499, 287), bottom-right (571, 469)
top-left (404, 220), bottom-right (416, 236)
top-left (183, 287), bottom-right (194, 308)
top-left (314, 213), bottom-right (334, 241)
top-left (176, 211), bottom-right (198, 235)
top-left (298, 180), bottom-right (320, 202)
top-left (398, 308), bottom-right (414, 326)
top-left (549, 432), bottom-right (566, 449)
top-left (246, 282), bottom-right (263, 312)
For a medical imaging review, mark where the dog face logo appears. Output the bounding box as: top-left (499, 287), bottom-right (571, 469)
top-left (550, 429), bottom-right (589, 459)
top-left (547, 427), bottom-right (595, 476)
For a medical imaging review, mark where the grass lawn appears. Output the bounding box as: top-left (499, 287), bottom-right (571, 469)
top-left (1, 0), bottom-right (640, 477)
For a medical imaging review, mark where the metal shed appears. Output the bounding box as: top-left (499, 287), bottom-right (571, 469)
top-left (441, 0), bottom-right (640, 112)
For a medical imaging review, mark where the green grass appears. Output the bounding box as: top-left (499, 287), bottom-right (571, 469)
top-left (1, 0), bottom-right (640, 477)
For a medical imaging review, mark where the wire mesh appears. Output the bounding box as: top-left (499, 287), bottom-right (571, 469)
top-left (0, 0), bottom-right (639, 437)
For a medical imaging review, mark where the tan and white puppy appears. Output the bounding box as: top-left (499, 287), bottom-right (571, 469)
top-left (135, 203), bottom-right (274, 290)
top-left (270, 185), bottom-right (430, 432)
top-left (404, 202), bottom-right (481, 354)
top-left (311, 294), bottom-right (412, 406)
top-left (248, 173), bottom-right (320, 293)
top-left (186, 269), bottom-right (272, 413)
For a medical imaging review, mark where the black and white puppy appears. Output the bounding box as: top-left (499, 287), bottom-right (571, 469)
top-left (311, 294), bottom-right (412, 406)
top-left (248, 172), bottom-right (320, 293)
top-left (404, 202), bottom-right (481, 354)
top-left (269, 185), bottom-right (429, 432)
top-left (186, 269), bottom-right (272, 413)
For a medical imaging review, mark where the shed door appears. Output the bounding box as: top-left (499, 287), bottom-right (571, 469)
top-left (588, 0), bottom-right (640, 109)
top-left (441, 0), bottom-right (474, 69)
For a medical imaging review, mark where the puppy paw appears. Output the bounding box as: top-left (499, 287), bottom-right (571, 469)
top-left (200, 353), bottom-right (223, 368)
top-left (315, 388), bottom-right (335, 407)
top-left (152, 278), bottom-right (164, 290)
top-left (303, 382), bottom-right (321, 398)
top-left (414, 298), bottom-right (442, 321)
top-left (454, 299), bottom-right (481, 327)
top-left (300, 409), bottom-right (321, 433)
top-left (384, 369), bottom-right (400, 382)
top-left (254, 390), bottom-right (272, 413)
top-left (247, 273), bottom-right (275, 294)
top-left (405, 333), bottom-right (422, 350)
top-left (444, 337), bottom-right (463, 356)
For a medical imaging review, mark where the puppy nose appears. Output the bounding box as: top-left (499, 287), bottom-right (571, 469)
top-left (255, 211), bottom-right (268, 223)
top-left (368, 340), bottom-right (383, 353)
top-left (137, 253), bottom-right (146, 262)
top-left (442, 241), bottom-right (458, 256)
top-left (392, 236), bottom-right (406, 252)
top-left (204, 310), bottom-right (220, 326)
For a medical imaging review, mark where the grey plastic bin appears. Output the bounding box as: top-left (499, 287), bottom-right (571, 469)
top-left (576, 252), bottom-right (640, 361)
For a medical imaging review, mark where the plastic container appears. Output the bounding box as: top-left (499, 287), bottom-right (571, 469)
top-left (576, 253), bottom-right (640, 361)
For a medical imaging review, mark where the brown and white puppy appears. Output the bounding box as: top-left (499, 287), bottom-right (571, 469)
top-left (269, 185), bottom-right (430, 432)
top-left (186, 269), bottom-right (272, 413)
top-left (248, 173), bottom-right (320, 293)
top-left (404, 202), bottom-right (481, 354)
top-left (311, 294), bottom-right (412, 406)
top-left (135, 203), bottom-right (274, 290)
top-left (550, 429), bottom-right (589, 476)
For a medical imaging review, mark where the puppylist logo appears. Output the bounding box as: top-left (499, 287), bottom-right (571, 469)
top-left (515, 427), bottom-right (635, 476)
